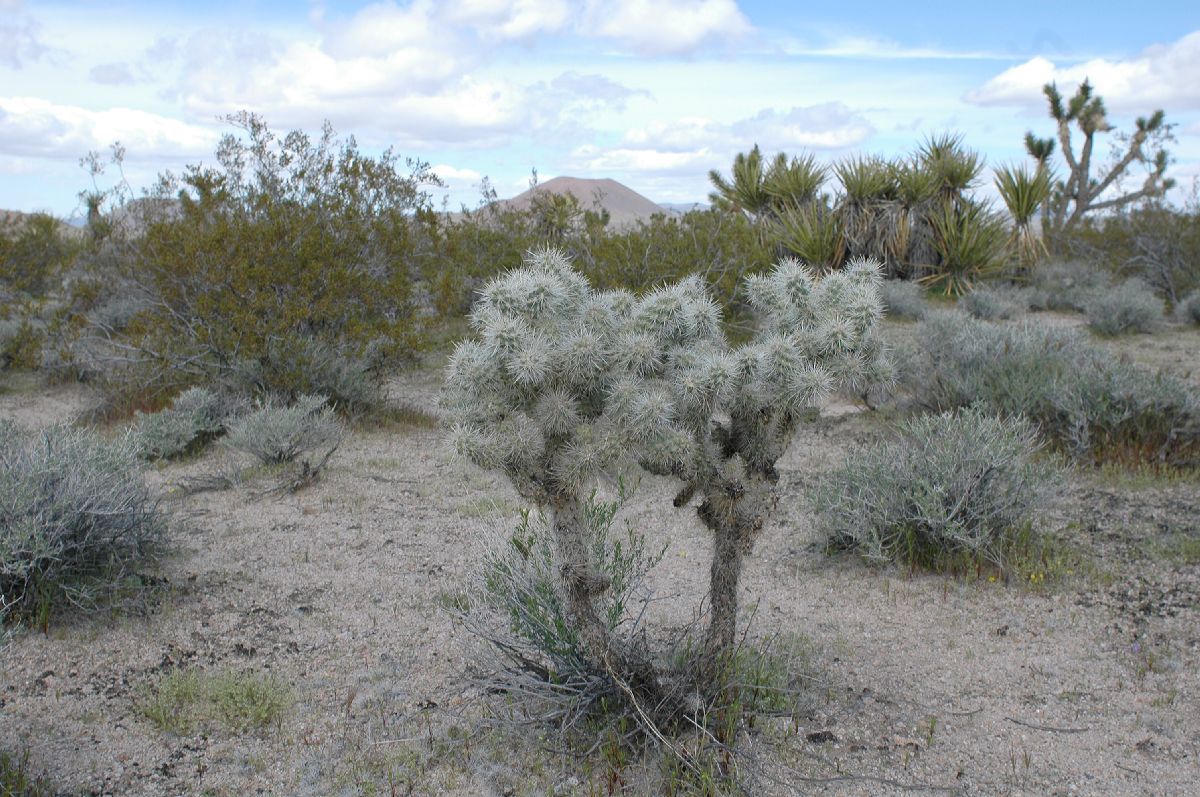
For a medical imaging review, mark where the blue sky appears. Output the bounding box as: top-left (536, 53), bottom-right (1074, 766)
top-left (2, 0), bottom-right (1197, 218)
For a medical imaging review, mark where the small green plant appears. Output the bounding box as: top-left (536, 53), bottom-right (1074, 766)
top-left (134, 386), bottom-right (232, 460)
top-left (0, 420), bottom-right (165, 618)
top-left (814, 406), bottom-right (1058, 571)
top-left (138, 668), bottom-right (292, 736)
top-left (223, 394), bottom-right (347, 466)
top-left (0, 748), bottom-right (54, 796)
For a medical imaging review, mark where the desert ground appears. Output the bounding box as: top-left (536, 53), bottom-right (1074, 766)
top-left (1, 315), bottom-right (1198, 796)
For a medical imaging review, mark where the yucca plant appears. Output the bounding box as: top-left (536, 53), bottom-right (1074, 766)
top-left (708, 145), bottom-right (772, 221)
top-left (835, 156), bottom-right (902, 273)
top-left (923, 200), bottom-right (1007, 296)
top-left (764, 152), bottom-right (827, 211)
top-left (919, 133), bottom-right (984, 204)
top-left (772, 203), bottom-right (845, 271)
top-left (995, 163), bottom-right (1051, 270)
top-left (891, 158), bottom-right (941, 277)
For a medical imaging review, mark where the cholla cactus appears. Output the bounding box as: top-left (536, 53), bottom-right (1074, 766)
top-left (444, 247), bottom-right (890, 697)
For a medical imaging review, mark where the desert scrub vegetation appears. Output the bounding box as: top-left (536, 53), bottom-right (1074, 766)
top-left (223, 394), bottom-right (346, 466)
top-left (906, 311), bottom-right (1200, 468)
top-left (0, 420), bottom-right (165, 621)
top-left (1084, 279), bottom-right (1164, 336)
top-left (1178, 292), bottom-right (1200, 325)
top-left (134, 386), bottom-right (234, 460)
top-left (959, 282), bottom-right (1029, 321)
top-left (814, 406), bottom-right (1057, 572)
top-left (443, 247), bottom-right (890, 766)
top-left (61, 113), bottom-right (436, 414)
top-left (1026, 259), bottom-right (1108, 312)
top-left (137, 668), bottom-right (292, 736)
top-left (877, 278), bottom-right (928, 321)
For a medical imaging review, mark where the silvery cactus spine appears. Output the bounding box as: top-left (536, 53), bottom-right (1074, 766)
top-left (444, 247), bottom-right (890, 694)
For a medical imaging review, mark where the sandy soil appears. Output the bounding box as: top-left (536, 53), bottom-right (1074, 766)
top-left (1, 317), bottom-right (1198, 796)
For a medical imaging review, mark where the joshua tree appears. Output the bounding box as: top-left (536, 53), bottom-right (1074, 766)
top-left (1031, 80), bottom-right (1174, 237)
top-left (444, 248), bottom-right (890, 709)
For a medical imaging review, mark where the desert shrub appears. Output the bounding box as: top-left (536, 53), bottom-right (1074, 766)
top-left (134, 387), bottom-right (233, 460)
top-left (223, 394), bottom-right (346, 465)
top-left (0, 420), bottom-right (165, 617)
top-left (907, 311), bottom-right (1200, 467)
top-left (960, 283), bottom-right (1029, 320)
top-left (463, 490), bottom-right (664, 723)
top-left (815, 407), bottom-right (1056, 570)
top-left (1027, 259), bottom-right (1108, 312)
top-left (1177, 292), bottom-right (1200, 325)
top-left (88, 113), bottom-right (434, 411)
top-left (0, 213), bottom-right (77, 298)
top-left (1085, 279), bottom-right (1163, 336)
top-left (878, 278), bottom-right (928, 321)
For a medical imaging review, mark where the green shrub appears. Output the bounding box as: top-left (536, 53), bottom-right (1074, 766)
top-left (464, 490), bottom-right (664, 713)
top-left (1085, 279), bottom-right (1163, 336)
top-left (134, 387), bottom-right (232, 460)
top-left (0, 420), bottom-right (165, 617)
top-left (878, 278), bottom-right (928, 321)
top-left (907, 311), bottom-right (1200, 467)
top-left (1027, 260), bottom-right (1107, 312)
top-left (0, 317), bottom-right (43, 371)
top-left (960, 283), bottom-right (1029, 321)
top-left (138, 668), bottom-right (291, 736)
top-left (0, 213), bottom-right (77, 298)
top-left (88, 113), bottom-right (433, 411)
top-left (223, 394), bottom-right (346, 465)
top-left (815, 407), bottom-right (1056, 570)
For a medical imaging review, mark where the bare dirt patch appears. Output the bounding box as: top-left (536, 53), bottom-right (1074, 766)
top-left (2, 316), bottom-right (1198, 795)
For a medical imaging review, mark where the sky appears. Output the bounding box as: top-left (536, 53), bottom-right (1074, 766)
top-left (1, 0), bottom-right (1198, 218)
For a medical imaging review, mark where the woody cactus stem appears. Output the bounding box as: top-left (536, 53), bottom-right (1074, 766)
top-left (444, 247), bottom-right (891, 700)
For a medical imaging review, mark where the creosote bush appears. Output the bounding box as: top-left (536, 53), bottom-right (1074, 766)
top-left (1084, 279), bottom-right (1163, 336)
top-left (444, 247), bottom-right (890, 730)
top-left (222, 394), bottom-right (346, 466)
top-left (1027, 260), bottom-right (1107, 312)
top-left (906, 311), bottom-right (1200, 468)
top-left (0, 420), bottom-right (165, 618)
top-left (815, 406), bottom-right (1057, 571)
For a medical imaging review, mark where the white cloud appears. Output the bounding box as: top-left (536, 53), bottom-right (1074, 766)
top-left (582, 0), bottom-right (751, 55)
top-left (432, 163), bottom-right (483, 182)
top-left (572, 143), bottom-right (716, 172)
top-left (444, 0), bottom-right (572, 41)
top-left (966, 31), bottom-right (1200, 112)
top-left (731, 104), bottom-right (874, 149)
top-left (0, 1), bottom-right (48, 68)
top-left (0, 97), bottom-right (217, 159)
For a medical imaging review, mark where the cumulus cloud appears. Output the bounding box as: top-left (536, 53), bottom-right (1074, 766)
top-left (444, 0), bottom-right (572, 41)
top-left (0, 97), bottom-right (217, 159)
top-left (570, 101), bottom-right (872, 179)
top-left (581, 0), bottom-right (751, 55)
top-left (966, 31), bottom-right (1200, 112)
top-left (0, 1), bottom-right (48, 68)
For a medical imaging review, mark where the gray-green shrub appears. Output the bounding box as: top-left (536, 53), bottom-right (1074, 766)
top-left (1178, 292), bottom-right (1200, 325)
top-left (878, 279), bottom-right (928, 320)
top-left (134, 387), bottom-right (231, 460)
top-left (960, 283), bottom-right (1029, 320)
top-left (222, 394), bottom-right (347, 465)
top-left (1027, 259), bottom-right (1107, 312)
top-left (0, 420), bottom-right (165, 616)
top-left (814, 406), bottom-right (1056, 569)
top-left (907, 310), bottom-right (1200, 467)
top-left (1085, 279), bottom-right (1163, 336)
